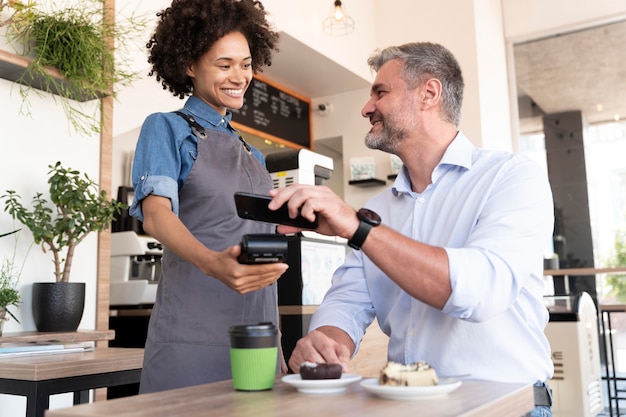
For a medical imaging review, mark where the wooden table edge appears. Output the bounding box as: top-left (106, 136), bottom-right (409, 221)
top-left (0, 347), bottom-right (144, 381)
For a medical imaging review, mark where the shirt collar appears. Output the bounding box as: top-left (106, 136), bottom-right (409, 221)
top-left (392, 131), bottom-right (475, 196)
top-left (438, 131), bottom-right (474, 170)
top-left (184, 96), bottom-right (235, 128)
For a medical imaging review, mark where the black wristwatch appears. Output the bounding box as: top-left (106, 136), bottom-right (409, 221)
top-left (347, 208), bottom-right (381, 250)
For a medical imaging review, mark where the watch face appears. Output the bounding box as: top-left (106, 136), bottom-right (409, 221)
top-left (358, 208), bottom-right (381, 226)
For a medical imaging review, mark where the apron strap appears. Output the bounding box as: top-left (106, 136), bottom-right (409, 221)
top-left (173, 111), bottom-right (207, 140)
top-left (174, 111), bottom-right (252, 154)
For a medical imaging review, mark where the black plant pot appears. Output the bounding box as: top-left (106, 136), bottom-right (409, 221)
top-left (32, 282), bottom-right (85, 332)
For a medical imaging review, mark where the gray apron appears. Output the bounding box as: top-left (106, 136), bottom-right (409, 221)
top-left (139, 116), bottom-right (278, 393)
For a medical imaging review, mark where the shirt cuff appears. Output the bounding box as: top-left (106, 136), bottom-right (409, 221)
top-left (129, 175), bottom-right (179, 222)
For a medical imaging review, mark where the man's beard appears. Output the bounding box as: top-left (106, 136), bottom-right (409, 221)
top-left (364, 117), bottom-right (406, 154)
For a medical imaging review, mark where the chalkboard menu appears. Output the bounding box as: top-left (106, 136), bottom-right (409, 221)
top-left (231, 75), bottom-right (311, 149)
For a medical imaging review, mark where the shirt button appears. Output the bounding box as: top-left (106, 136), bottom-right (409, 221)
top-left (418, 197), bottom-right (426, 203)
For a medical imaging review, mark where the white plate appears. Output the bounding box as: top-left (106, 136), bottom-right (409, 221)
top-left (282, 373), bottom-right (362, 394)
top-left (360, 378), bottom-right (462, 400)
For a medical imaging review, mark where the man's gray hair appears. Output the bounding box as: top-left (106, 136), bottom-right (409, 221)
top-left (367, 42), bottom-right (464, 126)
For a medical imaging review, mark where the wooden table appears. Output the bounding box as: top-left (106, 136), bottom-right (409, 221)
top-left (0, 347), bottom-right (144, 417)
top-left (45, 377), bottom-right (534, 417)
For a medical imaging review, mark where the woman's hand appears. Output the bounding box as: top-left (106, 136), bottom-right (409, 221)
top-left (206, 244), bottom-right (288, 294)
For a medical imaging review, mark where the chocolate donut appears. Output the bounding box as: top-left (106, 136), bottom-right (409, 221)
top-left (299, 361), bottom-right (343, 380)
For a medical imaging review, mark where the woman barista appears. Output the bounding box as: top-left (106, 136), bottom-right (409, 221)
top-left (129, 0), bottom-right (287, 393)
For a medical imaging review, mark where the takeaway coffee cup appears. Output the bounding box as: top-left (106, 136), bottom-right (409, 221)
top-left (228, 322), bottom-right (278, 391)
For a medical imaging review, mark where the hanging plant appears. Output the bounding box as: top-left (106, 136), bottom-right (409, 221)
top-left (4, 0), bottom-right (146, 134)
top-left (0, 0), bottom-right (36, 28)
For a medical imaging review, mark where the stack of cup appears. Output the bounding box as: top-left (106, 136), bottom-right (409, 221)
top-left (229, 322), bottom-right (278, 391)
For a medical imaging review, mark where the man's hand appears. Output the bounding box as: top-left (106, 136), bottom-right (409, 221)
top-left (288, 326), bottom-right (354, 373)
top-left (269, 185), bottom-right (359, 240)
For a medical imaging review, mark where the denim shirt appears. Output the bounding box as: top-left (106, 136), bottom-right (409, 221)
top-left (129, 96), bottom-right (264, 222)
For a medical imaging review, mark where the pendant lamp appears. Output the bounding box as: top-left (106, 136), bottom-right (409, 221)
top-left (323, 0), bottom-right (355, 36)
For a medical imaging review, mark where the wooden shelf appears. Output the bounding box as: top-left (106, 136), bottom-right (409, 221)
top-left (0, 330), bottom-right (115, 344)
top-left (348, 178), bottom-right (386, 187)
top-left (0, 49), bottom-right (100, 102)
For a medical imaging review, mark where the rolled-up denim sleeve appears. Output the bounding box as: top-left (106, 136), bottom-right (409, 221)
top-left (129, 112), bottom-right (187, 222)
top-left (129, 174), bottom-right (179, 222)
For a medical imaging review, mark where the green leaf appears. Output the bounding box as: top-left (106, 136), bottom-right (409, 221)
top-left (1, 162), bottom-right (127, 282)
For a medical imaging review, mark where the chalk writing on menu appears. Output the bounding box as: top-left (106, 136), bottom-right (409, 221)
top-left (231, 76), bottom-right (311, 148)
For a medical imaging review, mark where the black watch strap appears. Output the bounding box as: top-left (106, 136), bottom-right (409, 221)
top-left (347, 208), bottom-right (381, 250)
top-left (347, 221), bottom-right (373, 250)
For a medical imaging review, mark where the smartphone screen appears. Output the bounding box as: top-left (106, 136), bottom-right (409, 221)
top-left (234, 192), bottom-right (318, 229)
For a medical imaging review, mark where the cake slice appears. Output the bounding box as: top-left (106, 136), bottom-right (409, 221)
top-left (379, 361), bottom-right (438, 386)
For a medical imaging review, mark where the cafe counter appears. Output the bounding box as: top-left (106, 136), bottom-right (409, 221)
top-left (45, 376), bottom-right (534, 417)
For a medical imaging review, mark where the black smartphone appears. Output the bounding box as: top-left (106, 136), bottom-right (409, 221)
top-left (234, 191), bottom-right (318, 229)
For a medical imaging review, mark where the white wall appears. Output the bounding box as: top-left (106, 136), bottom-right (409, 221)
top-left (262, 0), bottom-right (376, 83)
top-left (502, 0), bottom-right (626, 42)
top-left (3, 0), bottom-right (626, 414)
top-left (0, 1), bottom-right (150, 412)
top-left (0, 70), bottom-right (102, 414)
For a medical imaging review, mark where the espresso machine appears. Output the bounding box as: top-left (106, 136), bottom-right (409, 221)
top-left (110, 231), bottom-right (162, 306)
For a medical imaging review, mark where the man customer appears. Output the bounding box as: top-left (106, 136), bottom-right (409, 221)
top-left (270, 42), bottom-right (554, 417)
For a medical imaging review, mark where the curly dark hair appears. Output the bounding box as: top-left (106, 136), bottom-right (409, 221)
top-left (147, 0), bottom-right (280, 98)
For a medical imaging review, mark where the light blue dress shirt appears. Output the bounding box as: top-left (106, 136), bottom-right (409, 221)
top-left (129, 96), bottom-right (264, 221)
top-left (310, 132), bottom-right (555, 383)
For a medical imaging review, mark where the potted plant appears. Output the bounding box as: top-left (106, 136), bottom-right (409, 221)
top-left (1, 162), bottom-right (125, 332)
top-left (0, 229), bottom-right (21, 336)
top-left (3, 0), bottom-right (144, 134)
